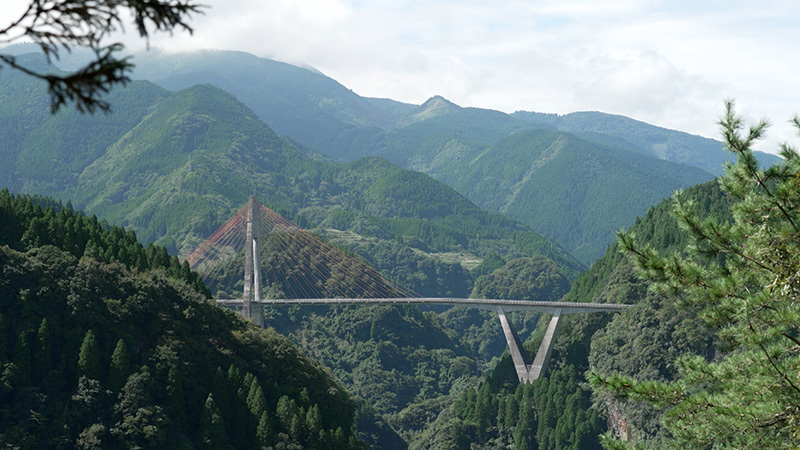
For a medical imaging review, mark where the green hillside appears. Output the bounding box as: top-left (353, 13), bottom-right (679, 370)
top-left (440, 128), bottom-right (713, 264)
top-left (0, 58), bottom-right (582, 284)
top-left (132, 49), bottom-right (399, 154)
top-left (512, 110), bottom-right (781, 175)
top-left (0, 54), bottom-right (169, 194)
top-left (123, 50), bottom-right (755, 266)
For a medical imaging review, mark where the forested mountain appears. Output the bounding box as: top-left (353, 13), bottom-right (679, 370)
top-left (511, 110), bottom-right (780, 176)
top-left (0, 54), bottom-right (170, 194)
top-left (436, 129), bottom-right (712, 263)
top-left (0, 190), bottom-right (366, 449)
top-left (122, 49), bottom-right (780, 265)
top-left (132, 49), bottom-right (401, 153)
top-left (1, 54), bottom-right (590, 447)
top-left (0, 53), bottom-right (581, 281)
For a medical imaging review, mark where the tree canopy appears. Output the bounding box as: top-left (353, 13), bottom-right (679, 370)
top-left (0, 0), bottom-right (202, 112)
top-left (590, 101), bottom-right (800, 448)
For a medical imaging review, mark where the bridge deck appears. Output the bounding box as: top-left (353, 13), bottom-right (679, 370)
top-left (215, 297), bottom-right (630, 314)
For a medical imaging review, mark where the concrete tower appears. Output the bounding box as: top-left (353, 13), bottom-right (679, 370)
top-left (242, 195), bottom-right (263, 326)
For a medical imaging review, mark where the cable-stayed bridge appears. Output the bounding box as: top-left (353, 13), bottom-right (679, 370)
top-left (186, 196), bottom-right (629, 383)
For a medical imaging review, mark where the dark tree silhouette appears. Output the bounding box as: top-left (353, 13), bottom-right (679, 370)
top-left (0, 0), bottom-right (202, 113)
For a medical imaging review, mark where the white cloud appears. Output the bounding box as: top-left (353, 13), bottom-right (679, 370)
top-left (2, 0), bottom-right (800, 152)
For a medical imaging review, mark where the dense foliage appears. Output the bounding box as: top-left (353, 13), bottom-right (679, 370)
top-left (0, 0), bottom-right (200, 113)
top-left (0, 189), bottom-right (207, 296)
top-left (411, 363), bottom-right (601, 450)
top-left (441, 128), bottom-right (713, 265)
top-left (409, 179), bottom-right (735, 449)
top-left (512, 110), bottom-right (780, 176)
top-left (0, 57), bottom-right (595, 449)
top-left (548, 180), bottom-right (729, 446)
top-left (472, 256), bottom-right (571, 302)
top-left (591, 103), bottom-right (800, 448)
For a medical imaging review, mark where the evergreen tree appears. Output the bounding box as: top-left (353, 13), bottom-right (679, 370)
top-left (305, 404), bottom-right (322, 443)
top-left (200, 393), bottom-right (229, 450)
top-left (0, 314), bottom-right (6, 361)
top-left (13, 332), bottom-right (32, 386)
top-left (108, 339), bottom-right (130, 392)
top-left (505, 390), bottom-right (519, 434)
top-left (473, 382), bottom-right (494, 440)
top-left (256, 411), bottom-right (272, 448)
top-left (496, 395), bottom-right (507, 435)
top-left (166, 364), bottom-right (186, 427)
top-left (0, 0), bottom-right (201, 113)
top-left (514, 392), bottom-right (536, 450)
top-left (246, 377), bottom-right (268, 422)
top-left (78, 330), bottom-right (101, 381)
top-left (211, 366), bottom-right (231, 426)
top-left (34, 317), bottom-right (52, 376)
top-left (591, 101), bottom-right (800, 448)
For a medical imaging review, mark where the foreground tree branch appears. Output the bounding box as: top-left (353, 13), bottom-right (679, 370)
top-left (0, 0), bottom-right (203, 113)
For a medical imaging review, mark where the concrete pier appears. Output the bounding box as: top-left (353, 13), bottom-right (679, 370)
top-left (242, 196), bottom-right (263, 326)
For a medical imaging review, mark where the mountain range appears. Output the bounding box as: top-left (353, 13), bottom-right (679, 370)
top-left (125, 49), bottom-right (779, 264)
top-left (3, 45), bottom-right (776, 265)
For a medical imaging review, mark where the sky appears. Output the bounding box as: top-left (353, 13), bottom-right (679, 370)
top-left (3, 0), bottom-right (800, 154)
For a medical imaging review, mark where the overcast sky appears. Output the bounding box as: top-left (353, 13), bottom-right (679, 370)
top-left (3, 1), bottom-right (800, 153)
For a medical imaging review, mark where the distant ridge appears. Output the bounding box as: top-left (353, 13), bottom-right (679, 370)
top-left (123, 49), bottom-right (776, 264)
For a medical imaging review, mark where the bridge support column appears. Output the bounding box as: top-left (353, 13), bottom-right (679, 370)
top-left (497, 306), bottom-right (563, 383)
top-left (242, 195), bottom-right (263, 326)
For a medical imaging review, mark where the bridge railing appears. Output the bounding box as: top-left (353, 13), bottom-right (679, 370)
top-left (216, 297), bottom-right (629, 314)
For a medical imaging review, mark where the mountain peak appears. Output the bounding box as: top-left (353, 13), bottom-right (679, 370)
top-left (421, 95), bottom-right (460, 111)
top-left (403, 95), bottom-right (461, 124)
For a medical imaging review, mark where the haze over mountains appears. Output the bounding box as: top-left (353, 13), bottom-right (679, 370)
top-left (2, 45), bottom-right (779, 265)
top-left (128, 49), bottom-right (778, 264)
top-left (0, 52), bottom-right (584, 284)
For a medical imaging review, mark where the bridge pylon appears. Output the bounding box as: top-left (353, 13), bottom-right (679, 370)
top-left (242, 195), bottom-right (264, 326)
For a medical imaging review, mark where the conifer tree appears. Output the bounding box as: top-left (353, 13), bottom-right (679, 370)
top-left (166, 364), bottom-right (186, 426)
top-left (78, 330), bottom-right (101, 381)
top-left (474, 382), bottom-right (493, 440)
top-left (514, 392), bottom-right (535, 450)
top-left (34, 317), bottom-right (52, 376)
top-left (0, 1), bottom-right (201, 114)
top-left (211, 366), bottom-right (231, 424)
top-left (305, 404), bottom-right (322, 442)
top-left (200, 393), bottom-right (229, 450)
top-left (13, 333), bottom-right (32, 385)
top-left (246, 377), bottom-right (267, 421)
top-left (504, 390), bottom-right (519, 434)
top-left (108, 339), bottom-right (130, 392)
top-left (590, 101), bottom-right (800, 448)
top-left (0, 314), bottom-right (6, 361)
top-left (256, 410), bottom-right (272, 447)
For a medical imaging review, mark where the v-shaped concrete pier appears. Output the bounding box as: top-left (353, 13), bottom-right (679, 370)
top-left (497, 306), bottom-right (563, 383)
